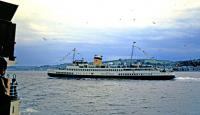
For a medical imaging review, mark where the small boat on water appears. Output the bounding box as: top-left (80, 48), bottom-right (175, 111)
top-left (47, 43), bottom-right (175, 80)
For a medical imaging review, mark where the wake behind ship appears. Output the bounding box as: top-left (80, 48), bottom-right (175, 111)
top-left (47, 48), bottom-right (175, 80)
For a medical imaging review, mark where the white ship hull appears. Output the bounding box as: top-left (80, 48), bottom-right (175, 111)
top-left (47, 68), bottom-right (175, 80)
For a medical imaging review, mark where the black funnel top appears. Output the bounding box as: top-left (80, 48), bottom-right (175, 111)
top-left (0, 1), bottom-right (18, 21)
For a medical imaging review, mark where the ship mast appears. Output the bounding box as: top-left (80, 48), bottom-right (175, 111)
top-left (72, 48), bottom-right (76, 62)
top-left (131, 42), bottom-right (136, 63)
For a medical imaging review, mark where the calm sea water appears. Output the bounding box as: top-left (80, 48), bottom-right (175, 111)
top-left (7, 71), bottom-right (200, 115)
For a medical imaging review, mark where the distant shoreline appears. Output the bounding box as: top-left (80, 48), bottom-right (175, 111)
top-left (7, 58), bottom-right (200, 71)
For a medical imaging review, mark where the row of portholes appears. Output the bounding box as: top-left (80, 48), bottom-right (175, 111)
top-left (67, 68), bottom-right (125, 72)
top-left (56, 72), bottom-right (73, 75)
top-left (118, 73), bottom-right (152, 76)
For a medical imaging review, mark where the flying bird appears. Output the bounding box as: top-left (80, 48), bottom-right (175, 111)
top-left (42, 37), bottom-right (47, 41)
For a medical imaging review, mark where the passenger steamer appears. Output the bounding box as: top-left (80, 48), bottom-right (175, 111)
top-left (47, 44), bottom-right (175, 80)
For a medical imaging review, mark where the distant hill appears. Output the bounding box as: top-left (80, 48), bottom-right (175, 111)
top-left (175, 59), bottom-right (200, 67)
top-left (103, 59), bottom-right (175, 66)
top-left (7, 58), bottom-right (200, 71)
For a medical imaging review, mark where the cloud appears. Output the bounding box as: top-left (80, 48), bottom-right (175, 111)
top-left (7, 0), bottom-right (200, 43)
top-left (2, 0), bottom-right (200, 65)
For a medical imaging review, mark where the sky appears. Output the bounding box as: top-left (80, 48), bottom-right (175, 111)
top-left (2, 0), bottom-right (200, 66)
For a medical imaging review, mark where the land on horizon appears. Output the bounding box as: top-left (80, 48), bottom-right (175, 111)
top-left (7, 58), bottom-right (200, 71)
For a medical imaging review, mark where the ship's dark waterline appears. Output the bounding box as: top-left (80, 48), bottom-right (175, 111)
top-left (8, 71), bottom-right (200, 115)
top-left (48, 73), bottom-right (175, 80)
